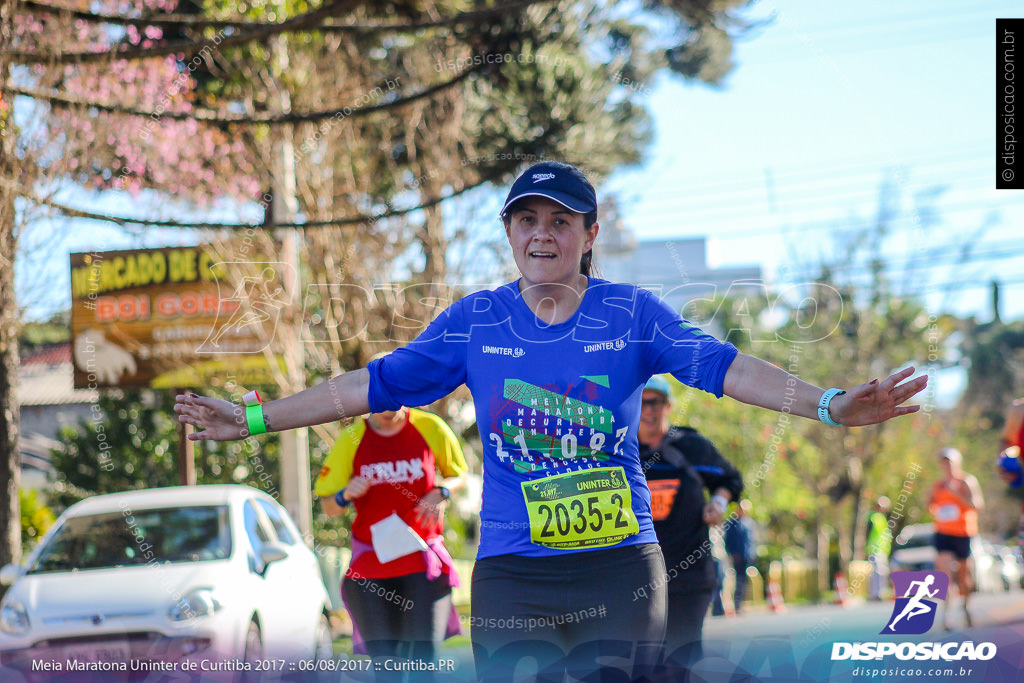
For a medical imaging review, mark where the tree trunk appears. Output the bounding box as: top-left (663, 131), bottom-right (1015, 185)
top-left (0, 0), bottom-right (23, 569)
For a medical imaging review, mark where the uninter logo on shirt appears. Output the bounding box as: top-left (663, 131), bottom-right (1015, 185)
top-left (532, 173), bottom-right (556, 182)
top-left (483, 345), bottom-right (525, 357)
top-left (359, 459), bottom-right (425, 484)
top-left (583, 339), bottom-right (626, 353)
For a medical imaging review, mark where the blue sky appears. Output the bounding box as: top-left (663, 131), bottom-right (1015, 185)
top-left (16, 0), bottom-right (1023, 328)
top-left (605, 0), bottom-right (1023, 323)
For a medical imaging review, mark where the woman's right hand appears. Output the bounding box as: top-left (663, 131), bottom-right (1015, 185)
top-left (343, 476), bottom-right (371, 501)
top-left (174, 393), bottom-right (249, 441)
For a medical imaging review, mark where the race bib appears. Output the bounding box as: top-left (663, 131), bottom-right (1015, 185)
top-left (647, 479), bottom-right (679, 522)
top-left (936, 504), bottom-right (960, 522)
top-left (521, 467), bottom-right (640, 550)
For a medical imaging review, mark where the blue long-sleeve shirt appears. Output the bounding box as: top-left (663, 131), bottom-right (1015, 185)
top-left (368, 278), bottom-right (739, 559)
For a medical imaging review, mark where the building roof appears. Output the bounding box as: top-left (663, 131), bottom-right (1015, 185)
top-left (19, 343), bottom-right (98, 406)
top-left (21, 344), bottom-right (71, 366)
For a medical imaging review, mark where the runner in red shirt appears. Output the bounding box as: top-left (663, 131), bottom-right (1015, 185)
top-left (316, 407), bottom-right (467, 674)
top-left (1000, 399), bottom-right (1024, 456)
top-left (997, 399), bottom-right (1024, 545)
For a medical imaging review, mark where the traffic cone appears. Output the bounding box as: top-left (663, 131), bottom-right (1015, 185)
top-left (766, 577), bottom-right (786, 613)
top-left (834, 572), bottom-right (850, 607)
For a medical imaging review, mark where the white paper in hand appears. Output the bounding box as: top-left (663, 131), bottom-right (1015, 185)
top-left (370, 513), bottom-right (428, 564)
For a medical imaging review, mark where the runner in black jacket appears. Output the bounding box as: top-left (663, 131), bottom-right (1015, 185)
top-left (638, 375), bottom-right (744, 668)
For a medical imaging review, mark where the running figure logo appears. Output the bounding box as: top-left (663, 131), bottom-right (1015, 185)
top-left (881, 571), bottom-right (949, 635)
top-left (198, 263), bottom-right (292, 354)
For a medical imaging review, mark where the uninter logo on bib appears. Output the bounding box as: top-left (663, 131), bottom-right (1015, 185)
top-left (882, 571), bottom-right (949, 635)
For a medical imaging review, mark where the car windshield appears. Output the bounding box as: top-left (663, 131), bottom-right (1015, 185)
top-left (28, 505), bottom-right (231, 573)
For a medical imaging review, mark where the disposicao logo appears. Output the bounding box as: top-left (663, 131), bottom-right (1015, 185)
top-left (882, 571), bottom-right (948, 635)
top-left (830, 570), bottom-right (996, 664)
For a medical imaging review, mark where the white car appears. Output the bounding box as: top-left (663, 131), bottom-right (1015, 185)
top-left (890, 523), bottom-right (1004, 593)
top-left (0, 485), bottom-right (332, 676)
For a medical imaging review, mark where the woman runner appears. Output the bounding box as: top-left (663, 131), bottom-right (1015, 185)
top-left (175, 161), bottom-right (927, 681)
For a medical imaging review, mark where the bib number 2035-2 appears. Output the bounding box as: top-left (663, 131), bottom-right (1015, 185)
top-left (521, 467), bottom-right (639, 550)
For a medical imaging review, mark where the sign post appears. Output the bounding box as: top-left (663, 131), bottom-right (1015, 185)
top-left (70, 247), bottom-right (290, 486)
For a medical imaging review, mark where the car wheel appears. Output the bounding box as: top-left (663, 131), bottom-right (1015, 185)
top-left (240, 620), bottom-right (262, 683)
top-left (314, 613), bottom-right (334, 662)
top-left (309, 613), bottom-right (335, 683)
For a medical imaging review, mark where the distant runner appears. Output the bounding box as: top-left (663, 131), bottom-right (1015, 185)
top-left (928, 447), bottom-right (983, 629)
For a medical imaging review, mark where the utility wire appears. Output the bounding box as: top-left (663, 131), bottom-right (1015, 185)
top-left (629, 196), bottom-right (1024, 240)
top-left (10, 0), bottom-right (362, 64)
top-left (773, 242), bottom-right (1024, 283)
top-left (27, 178), bottom-right (489, 230)
top-left (20, 0), bottom-right (545, 34)
top-left (6, 63), bottom-right (483, 124)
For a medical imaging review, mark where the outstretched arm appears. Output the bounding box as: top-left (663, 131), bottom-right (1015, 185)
top-left (174, 368), bottom-right (371, 441)
top-left (722, 354), bottom-right (927, 427)
top-left (963, 474), bottom-right (984, 512)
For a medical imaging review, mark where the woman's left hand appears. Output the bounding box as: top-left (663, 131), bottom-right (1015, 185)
top-left (830, 367), bottom-right (928, 427)
top-left (414, 490), bottom-right (447, 526)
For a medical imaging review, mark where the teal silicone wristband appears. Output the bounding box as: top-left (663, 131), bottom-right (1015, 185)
top-left (245, 403), bottom-right (267, 435)
top-left (817, 388), bottom-right (846, 427)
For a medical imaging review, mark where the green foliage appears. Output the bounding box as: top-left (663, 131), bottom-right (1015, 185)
top-left (19, 489), bottom-right (55, 551)
top-left (47, 386), bottom-right (361, 549)
top-left (952, 316), bottom-right (1024, 541)
top-left (959, 317), bottom-right (1024, 425)
top-left (18, 311), bottom-right (70, 351)
top-left (50, 389), bottom-right (282, 513)
top-left (679, 203), bottom-right (956, 568)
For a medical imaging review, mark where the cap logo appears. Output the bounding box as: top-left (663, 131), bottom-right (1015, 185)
top-left (532, 173), bottom-right (556, 182)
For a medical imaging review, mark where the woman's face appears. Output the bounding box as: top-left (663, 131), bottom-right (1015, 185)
top-left (505, 197), bottom-right (597, 288)
top-left (369, 409), bottom-right (407, 434)
top-left (637, 389), bottom-right (671, 445)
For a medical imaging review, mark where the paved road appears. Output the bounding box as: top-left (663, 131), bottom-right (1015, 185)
top-left (704, 588), bottom-right (1024, 641)
top-left (697, 590), bottom-right (1024, 682)
top-left (325, 591), bottom-right (1024, 682)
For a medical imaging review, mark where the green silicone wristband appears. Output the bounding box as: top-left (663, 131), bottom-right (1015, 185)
top-left (245, 403), bottom-right (267, 435)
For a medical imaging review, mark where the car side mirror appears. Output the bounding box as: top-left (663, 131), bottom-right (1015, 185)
top-left (258, 542), bottom-right (289, 573)
top-left (0, 564), bottom-right (25, 587)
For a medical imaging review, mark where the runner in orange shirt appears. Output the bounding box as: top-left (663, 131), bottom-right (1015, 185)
top-left (928, 447), bottom-right (984, 630)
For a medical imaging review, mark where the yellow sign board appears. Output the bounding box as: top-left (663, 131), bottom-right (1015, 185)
top-left (70, 246), bottom-right (291, 389)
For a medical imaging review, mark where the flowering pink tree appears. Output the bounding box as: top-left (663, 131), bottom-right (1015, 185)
top-left (1, 0), bottom-right (756, 559)
top-left (15, 0), bottom-right (258, 202)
